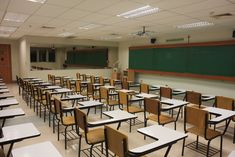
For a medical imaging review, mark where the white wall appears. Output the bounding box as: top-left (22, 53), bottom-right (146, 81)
top-left (118, 29), bottom-right (235, 98)
top-left (0, 38), bottom-right (19, 81)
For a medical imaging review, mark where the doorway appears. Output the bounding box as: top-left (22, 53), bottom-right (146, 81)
top-left (0, 44), bottom-right (12, 83)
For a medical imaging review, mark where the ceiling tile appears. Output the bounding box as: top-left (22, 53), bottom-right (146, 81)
top-left (1, 20), bottom-right (23, 27)
top-left (25, 15), bottom-right (51, 24)
top-left (46, 18), bottom-right (72, 27)
top-left (34, 4), bottom-right (69, 17)
top-left (46, 0), bottom-right (83, 7)
top-left (7, 0), bottom-right (41, 14)
top-left (0, 0), bottom-right (9, 11)
top-left (59, 9), bottom-right (92, 20)
top-left (98, 1), bottom-right (144, 16)
top-left (79, 13), bottom-right (109, 23)
top-left (74, 0), bottom-right (121, 12)
top-left (0, 11), bottom-right (5, 20)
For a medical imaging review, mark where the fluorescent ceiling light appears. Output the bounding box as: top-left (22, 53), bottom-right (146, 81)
top-left (101, 36), bottom-right (122, 40)
top-left (0, 26), bottom-right (17, 32)
top-left (117, 5), bottom-right (160, 18)
top-left (27, 0), bottom-right (46, 3)
top-left (79, 24), bottom-right (101, 30)
top-left (58, 32), bottom-right (74, 37)
top-left (177, 21), bottom-right (214, 29)
top-left (4, 12), bottom-right (29, 23)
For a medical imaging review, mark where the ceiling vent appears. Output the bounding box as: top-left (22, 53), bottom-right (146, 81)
top-left (210, 12), bottom-right (233, 19)
top-left (41, 26), bottom-right (56, 29)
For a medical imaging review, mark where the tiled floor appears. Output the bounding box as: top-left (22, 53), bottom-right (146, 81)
top-left (2, 83), bottom-right (234, 157)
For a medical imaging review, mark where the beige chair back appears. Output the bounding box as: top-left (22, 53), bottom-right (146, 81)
top-left (74, 108), bottom-right (88, 133)
top-left (160, 87), bottom-right (172, 99)
top-left (215, 96), bottom-right (234, 110)
top-left (144, 98), bottom-right (161, 115)
top-left (140, 83), bottom-right (149, 93)
top-left (186, 91), bottom-right (201, 106)
top-left (104, 126), bottom-right (128, 157)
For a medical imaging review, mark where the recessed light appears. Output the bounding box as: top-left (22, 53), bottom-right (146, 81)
top-left (58, 32), bottom-right (74, 37)
top-left (0, 26), bottom-right (17, 32)
top-left (79, 24), bottom-right (102, 30)
top-left (117, 5), bottom-right (160, 18)
top-left (177, 21), bottom-right (214, 29)
top-left (4, 12), bottom-right (29, 23)
top-left (27, 0), bottom-right (46, 3)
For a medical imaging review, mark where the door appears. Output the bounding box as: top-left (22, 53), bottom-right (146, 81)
top-left (0, 44), bottom-right (12, 83)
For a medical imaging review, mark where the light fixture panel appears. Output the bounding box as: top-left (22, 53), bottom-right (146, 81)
top-left (4, 12), bottom-right (29, 23)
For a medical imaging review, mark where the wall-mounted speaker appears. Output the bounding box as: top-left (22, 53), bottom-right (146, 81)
top-left (233, 30), bottom-right (235, 38)
top-left (150, 38), bottom-right (156, 44)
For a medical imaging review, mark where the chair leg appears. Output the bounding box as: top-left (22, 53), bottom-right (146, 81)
top-left (220, 136), bottom-right (223, 157)
top-left (174, 122), bottom-right (176, 130)
top-left (78, 135), bottom-right (82, 157)
top-left (44, 107), bottom-right (46, 122)
top-left (65, 126), bottom-right (68, 149)
top-left (90, 145), bottom-right (94, 157)
top-left (206, 140), bottom-right (211, 157)
top-left (57, 120), bottom-right (60, 141)
top-left (53, 115), bottom-right (55, 133)
top-left (233, 124), bottom-right (235, 144)
top-left (182, 138), bottom-right (185, 156)
top-left (196, 136), bottom-right (199, 149)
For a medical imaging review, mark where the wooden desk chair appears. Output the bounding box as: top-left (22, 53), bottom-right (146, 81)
top-left (45, 91), bottom-right (55, 128)
top-left (87, 83), bottom-right (100, 100)
top-left (182, 106), bottom-right (223, 157)
top-left (185, 91), bottom-right (202, 108)
top-left (140, 83), bottom-right (149, 94)
top-left (37, 87), bottom-right (47, 122)
top-left (214, 96), bottom-right (235, 143)
top-left (104, 125), bottom-right (129, 157)
top-left (118, 91), bottom-right (143, 114)
top-left (81, 74), bottom-right (86, 81)
top-left (160, 87), bottom-right (172, 100)
top-left (48, 74), bottom-right (52, 83)
top-left (121, 81), bottom-right (129, 90)
top-left (74, 108), bottom-right (104, 157)
top-left (99, 76), bottom-right (105, 86)
top-left (76, 72), bottom-right (81, 79)
top-left (54, 98), bottom-right (75, 149)
top-left (75, 80), bottom-right (87, 96)
top-left (144, 98), bottom-right (176, 129)
top-left (100, 87), bottom-right (118, 111)
top-left (91, 75), bottom-right (96, 84)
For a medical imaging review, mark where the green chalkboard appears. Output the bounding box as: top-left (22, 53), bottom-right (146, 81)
top-left (67, 49), bottom-right (108, 67)
top-left (129, 45), bottom-right (235, 77)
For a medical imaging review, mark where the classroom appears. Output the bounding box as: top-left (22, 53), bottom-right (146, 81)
top-left (0, 0), bottom-right (235, 157)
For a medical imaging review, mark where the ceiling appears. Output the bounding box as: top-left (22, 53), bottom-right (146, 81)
top-left (0, 0), bottom-right (235, 41)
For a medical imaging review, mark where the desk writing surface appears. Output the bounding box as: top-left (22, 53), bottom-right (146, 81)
top-left (0, 98), bottom-right (18, 107)
top-left (0, 89), bottom-right (9, 93)
top-left (0, 93), bottom-right (14, 99)
top-left (0, 123), bottom-right (40, 144)
top-left (130, 125), bottom-right (187, 154)
top-left (0, 108), bottom-right (25, 118)
top-left (103, 110), bottom-right (137, 120)
top-left (12, 141), bottom-right (62, 157)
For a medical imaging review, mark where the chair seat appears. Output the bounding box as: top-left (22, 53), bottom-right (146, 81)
top-left (62, 116), bottom-right (75, 125)
top-left (147, 114), bottom-right (174, 125)
top-left (107, 100), bottom-right (119, 106)
top-left (84, 128), bottom-right (104, 144)
top-left (123, 106), bottom-right (143, 113)
top-left (93, 95), bottom-right (100, 100)
top-left (187, 127), bottom-right (222, 140)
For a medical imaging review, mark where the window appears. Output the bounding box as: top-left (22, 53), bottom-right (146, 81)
top-left (30, 48), bottom-right (37, 62)
top-left (39, 48), bottom-right (47, 62)
top-left (48, 49), bottom-right (55, 62)
top-left (30, 47), bottom-right (56, 62)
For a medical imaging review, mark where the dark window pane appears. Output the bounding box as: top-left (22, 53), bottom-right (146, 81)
top-left (39, 49), bottom-right (47, 62)
top-left (30, 48), bottom-right (37, 62)
top-left (48, 49), bottom-right (55, 62)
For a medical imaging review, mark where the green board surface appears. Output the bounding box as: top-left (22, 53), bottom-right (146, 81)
top-left (67, 49), bottom-right (108, 67)
top-left (129, 45), bottom-right (235, 77)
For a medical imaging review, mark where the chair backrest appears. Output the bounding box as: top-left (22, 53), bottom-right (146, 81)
top-left (100, 87), bottom-right (108, 99)
top-left (160, 87), bottom-right (172, 99)
top-left (144, 98), bottom-right (161, 115)
top-left (48, 74), bottom-right (52, 83)
top-left (122, 81), bottom-right (129, 90)
top-left (140, 83), bottom-right (149, 93)
top-left (91, 75), bottom-right (95, 83)
top-left (87, 83), bottom-right (93, 95)
top-left (104, 126), bottom-right (128, 157)
top-left (66, 79), bottom-right (71, 89)
top-left (118, 91), bottom-right (128, 106)
top-left (76, 73), bottom-right (80, 79)
top-left (54, 98), bottom-right (62, 117)
top-left (45, 91), bottom-right (54, 113)
top-left (184, 106), bottom-right (208, 136)
top-left (186, 91), bottom-right (201, 107)
top-left (74, 108), bottom-right (88, 133)
top-left (110, 79), bottom-right (115, 86)
top-left (215, 96), bottom-right (234, 110)
top-left (100, 76), bottom-right (104, 85)
top-left (75, 80), bottom-right (81, 93)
